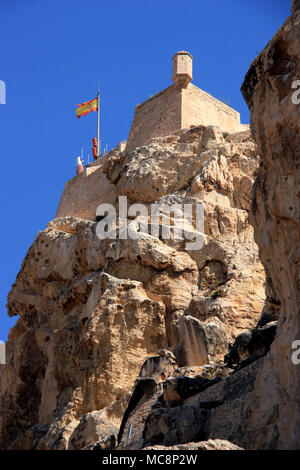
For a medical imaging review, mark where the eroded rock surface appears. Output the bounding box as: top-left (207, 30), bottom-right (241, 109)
top-left (144, 439), bottom-right (243, 450)
top-left (1, 121), bottom-right (265, 449)
top-left (239, 6), bottom-right (300, 449)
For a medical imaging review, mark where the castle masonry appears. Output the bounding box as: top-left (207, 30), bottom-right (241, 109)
top-left (126, 51), bottom-right (248, 152)
top-left (56, 51), bottom-right (249, 220)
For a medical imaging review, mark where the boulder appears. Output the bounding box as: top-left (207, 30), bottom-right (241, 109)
top-left (68, 411), bottom-right (118, 450)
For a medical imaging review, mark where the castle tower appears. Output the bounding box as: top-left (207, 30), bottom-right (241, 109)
top-left (172, 51), bottom-right (193, 88)
top-left (125, 51), bottom-right (247, 151)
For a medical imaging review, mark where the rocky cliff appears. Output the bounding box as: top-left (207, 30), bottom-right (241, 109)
top-left (239, 2), bottom-right (300, 449)
top-left (0, 3), bottom-right (299, 451)
top-left (0, 123), bottom-right (266, 450)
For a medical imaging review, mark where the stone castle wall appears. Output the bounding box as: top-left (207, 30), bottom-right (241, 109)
top-left (56, 154), bottom-right (118, 220)
top-left (126, 83), bottom-right (248, 151)
top-left (126, 85), bottom-right (182, 152)
top-left (182, 84), bottom-right (246, 134)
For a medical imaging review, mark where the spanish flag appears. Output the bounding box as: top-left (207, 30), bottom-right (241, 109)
top-left (76, 97), bottom-right (98, 119)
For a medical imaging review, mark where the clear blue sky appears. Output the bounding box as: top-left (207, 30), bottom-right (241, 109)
top-left (0, 0), bottom-right (291, 340)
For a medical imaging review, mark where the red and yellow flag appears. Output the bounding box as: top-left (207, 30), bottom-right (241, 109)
top-left (76, 97), bottom-right (98, 119)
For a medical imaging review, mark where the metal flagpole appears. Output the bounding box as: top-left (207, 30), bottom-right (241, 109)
top-left (97, 85), bottom-right (101, 157)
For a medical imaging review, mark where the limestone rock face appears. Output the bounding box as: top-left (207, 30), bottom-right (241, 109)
top-left (103, 126), bottom-right (265, 345)
top-left (104, 126), bottom-right (258, 205)
top-left (119, 355), bottom-right (262, 450)
top-left (0, 238), bottom-right (167, 449)
top-left (174, 315), bottom-right (228, 366)
top-left (163, 375), bottom-right (222, 407)
top-left (144, 439), bottom-right (243, 450)
top-left (68, 411), bottom-right (118, 450)
top-left (139, 351), bottom-right (177, 382)
top-left (224, 321), bottom-right (277, 367)
top-left (240, 7), bottom-right (300, 449)
top-left (143, 404), bottom-right (209, 446)
top-left (0, 123), bottom-right (265, 449)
